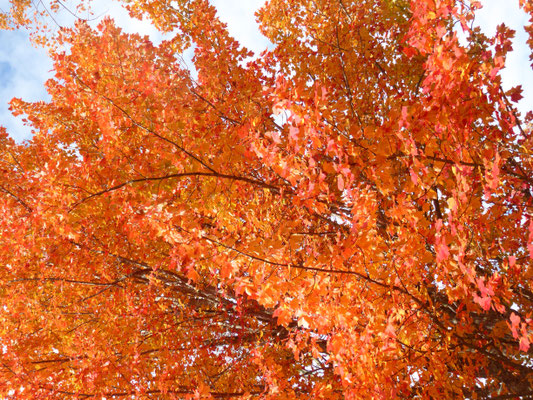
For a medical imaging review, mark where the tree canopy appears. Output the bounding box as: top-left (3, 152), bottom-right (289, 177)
top-left (0, 0), bottom-right (532, 398)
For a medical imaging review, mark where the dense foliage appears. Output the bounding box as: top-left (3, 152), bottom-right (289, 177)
top-left (0, 0), bottom-right (532, 398)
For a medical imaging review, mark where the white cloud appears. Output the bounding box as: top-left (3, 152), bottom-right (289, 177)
top-left (209, 0), bottom-right (270, 55)
top-left (86, 0), bottom-right (165, 42)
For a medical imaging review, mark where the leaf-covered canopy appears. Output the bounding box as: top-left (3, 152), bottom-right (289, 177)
top-left (0, 0), bottom-right (532, 398)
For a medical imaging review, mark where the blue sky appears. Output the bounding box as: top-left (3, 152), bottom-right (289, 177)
top-left (0, 0), bottom-right (531, 141)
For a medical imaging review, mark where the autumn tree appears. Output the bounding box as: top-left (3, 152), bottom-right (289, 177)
top-left (0, 0), bottom-right (532, 398)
